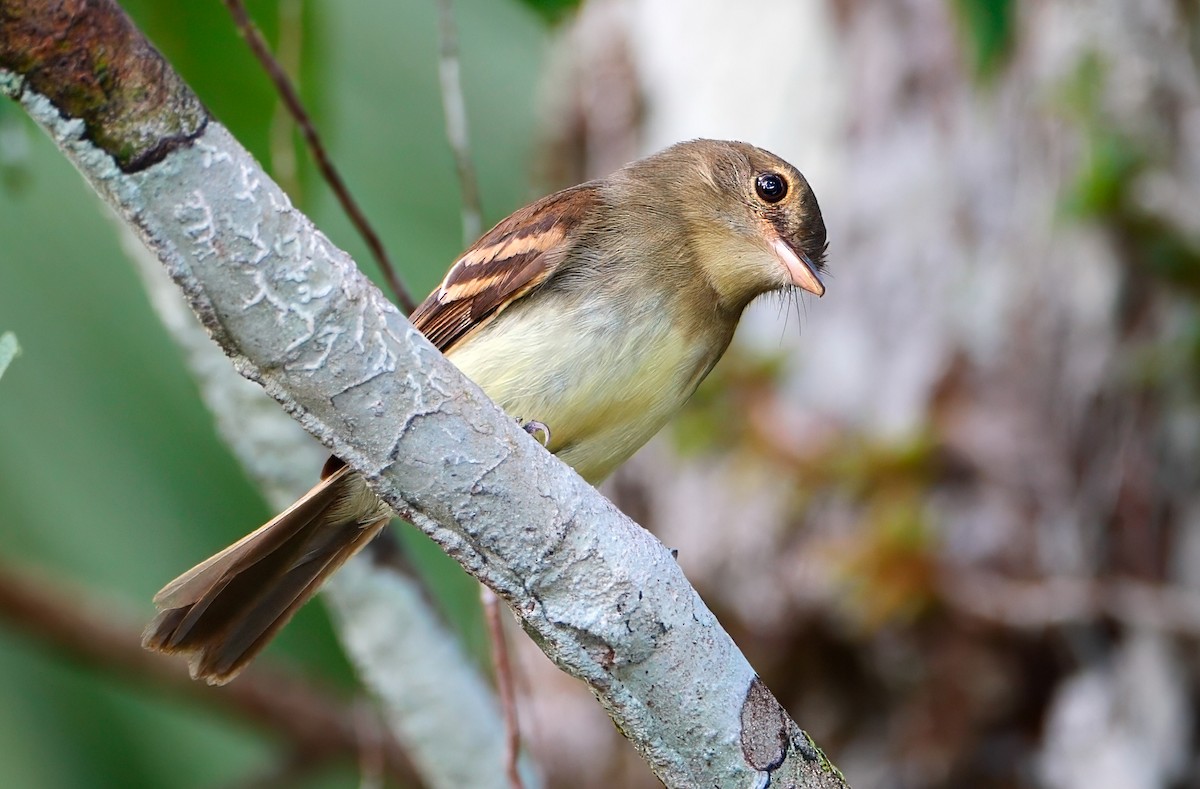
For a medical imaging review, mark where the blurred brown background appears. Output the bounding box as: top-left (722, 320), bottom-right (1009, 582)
top-left (2, 1), bottom-right (1198, 787)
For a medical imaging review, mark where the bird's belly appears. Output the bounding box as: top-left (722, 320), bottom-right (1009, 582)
top-left (445, 296), bottom-right (717, 483)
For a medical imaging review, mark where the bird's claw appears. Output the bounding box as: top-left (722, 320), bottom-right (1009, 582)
top-left (519, 419), bottom-right (552, 447)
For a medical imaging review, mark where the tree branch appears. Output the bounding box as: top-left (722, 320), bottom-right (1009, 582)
top-left (430, 4), bottom-right (526, 783)
top-left (123, 228), bottom-right (539, 789)
top-left (0, 2), bottom-right (846, 785)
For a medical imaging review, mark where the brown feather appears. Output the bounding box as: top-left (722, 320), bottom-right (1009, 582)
top-left (409, 184), bottom-right (599, 352)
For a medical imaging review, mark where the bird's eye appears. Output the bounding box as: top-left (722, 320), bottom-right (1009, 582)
top-left (755, 172), bottom-right (788, 203)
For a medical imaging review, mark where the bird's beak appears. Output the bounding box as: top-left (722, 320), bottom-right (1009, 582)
top-left (770, 237), bottom-right (825, 297)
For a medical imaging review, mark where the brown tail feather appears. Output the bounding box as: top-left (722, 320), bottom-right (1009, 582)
top-left (142, 464), bottom-right (392, 685)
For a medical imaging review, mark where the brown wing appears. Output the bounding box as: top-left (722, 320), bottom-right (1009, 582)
top-left (410, 183), bottom-right (600, 353)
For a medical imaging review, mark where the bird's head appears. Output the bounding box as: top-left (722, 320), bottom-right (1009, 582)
top-left (625, 139), bottom-right (828, 312)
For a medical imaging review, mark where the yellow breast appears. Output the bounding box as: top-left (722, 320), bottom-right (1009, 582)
top-left (445, 291), bottom-right (724, 484)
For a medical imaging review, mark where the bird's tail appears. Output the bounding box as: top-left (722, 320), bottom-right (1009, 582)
top-left (142, 460), bottom-right (392, 685)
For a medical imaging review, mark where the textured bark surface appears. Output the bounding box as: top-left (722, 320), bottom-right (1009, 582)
top-left (0, 0), bottom-right (207, 170)
top-left (126, 236), bottom-right (534, 789)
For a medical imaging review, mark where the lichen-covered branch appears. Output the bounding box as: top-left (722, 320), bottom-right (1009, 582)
top-left (0, 2), bottom-right (847, 785)
top-left (125, 234), bottom-right (538, 789)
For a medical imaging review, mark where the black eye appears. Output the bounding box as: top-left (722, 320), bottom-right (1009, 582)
top-left (755, 172), bottom-right (788, 203)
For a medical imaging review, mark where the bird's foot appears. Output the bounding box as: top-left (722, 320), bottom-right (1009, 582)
top-left (518, 418), bottom-right (552, 447)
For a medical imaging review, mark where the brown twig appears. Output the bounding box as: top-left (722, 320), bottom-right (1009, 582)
top-left (482, 586), bottom-right (524, 789)
top-left (0, 559), bottom-right (421, 787)
top-left (354, 698), bottom-right (386, 789)
top-left (221, 0), bottom-right (417, 313)
top-left (266, 0), bottom-right (303, 200)
top-left (223, 748), bottom-right (324, 789)
top-left (435, 0), bottom-right (483, 243)
top-left (432, 4), bottom-right (522, 782)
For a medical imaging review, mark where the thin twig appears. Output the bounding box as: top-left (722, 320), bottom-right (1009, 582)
top-left (354, 698), bottom-right (385, 789)
top-left (435, 0), bottom-right (483, 242)
top-left (222, 0), bottom-right (417, 313)
top-left (482, 586), bottom-right (525, 789)
top-left (0, 560), bottom-right (421, 787)
top-left (267, 0), bottom-right (303, 200)
top-left (433, 4), bottom-right (522, 783)
top-left (224, 748), bottom-right (322, 789)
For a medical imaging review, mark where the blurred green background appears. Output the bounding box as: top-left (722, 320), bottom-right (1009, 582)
top-left (0, 1), bottom-right (558, 786)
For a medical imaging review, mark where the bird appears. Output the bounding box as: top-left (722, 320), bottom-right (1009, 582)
top-left (142, 139), bottom-right (828, 684)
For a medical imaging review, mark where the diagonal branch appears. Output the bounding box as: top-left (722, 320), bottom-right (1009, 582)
top-left (123, 222), bottom-right (537, 789)
top-left (434, 0), bottom-right (482, 243)
top-left (0, 2), bottom-right (847, 786)
top-left (430, 4), bottom-right (525, 784)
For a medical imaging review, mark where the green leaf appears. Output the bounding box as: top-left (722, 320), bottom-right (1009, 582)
top-left (952, 0), bottom-right (1014, 79)
top-left (0, 332), bottom-right (18, 381)
top-left (1065, 129), bottom-right (1144, 218)
top-left (515, 0), bottom-right (581, 25)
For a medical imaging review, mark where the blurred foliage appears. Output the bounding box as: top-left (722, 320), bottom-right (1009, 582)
top-left (675, 352), bottom-right (941, 495)
top-left (1126, 316), bottom-right (1200, 394)
top-left (670, 350), bottom-right (789, 457)
top-left (0, 100), bottom-right (33, 193)
top-left (515, 0), bottom-right (582, 25)
top-left (676, 350), bottom-right (944, 629)
top-left (0, 0), bottom-right (550, 786)
top-left (791, 432), bottom-right (941, 501)
top-left (1061, 52), bottom-right (1200, 295)
top-left (1058, 49), bottom-right (1200, 409)
top-left (1059, 55), bottom-right (1148, 219)
top-left (795, 432), bottom-right (942, 629)
top-left (950, 0), bottom-right (1014, 79)
top-left (835, 497), bottom-right (938, 630)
